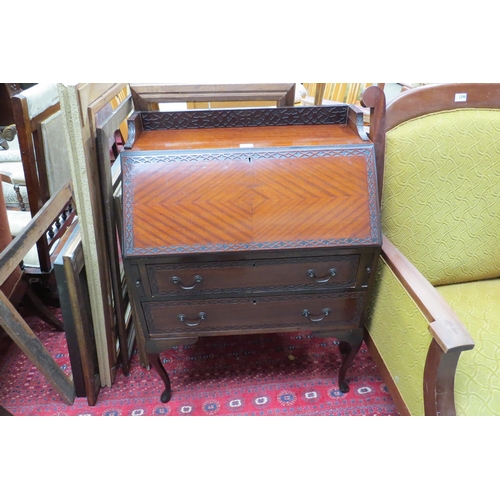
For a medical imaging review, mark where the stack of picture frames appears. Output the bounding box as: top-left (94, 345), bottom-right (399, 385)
top-left (57, 84), bottom-right (143, 403)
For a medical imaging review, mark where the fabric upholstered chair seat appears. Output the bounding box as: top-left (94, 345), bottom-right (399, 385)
top-left (0, 161), bottom-right (24, 184)
top-left (379, 107), bottom-right (500, 415)
top-left (363, 84), bottom-right (500, 416)
top-left (437, 279), bottom-right (500, 416)
top-left (7, 210), bottom-right (39, 267)
top-left (0, 148), bottom-right (22, 163)
top-left (0, 140), bottom-right (28, 210)
top-left (7, 210), bottom-right (32, 236)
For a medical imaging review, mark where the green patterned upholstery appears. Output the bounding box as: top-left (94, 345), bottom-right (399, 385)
top-left (367, 258), bottom-right (430, 416)
top-left (437, 279), bottom-right (500, 416)
top-left (382, 109), bottom-right (500, 287)
top-left (367, 107), bottom-right (500, 415)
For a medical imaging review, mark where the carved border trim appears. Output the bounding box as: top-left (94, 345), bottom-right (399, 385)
top-left (139, 106), bottom-right (348, 131)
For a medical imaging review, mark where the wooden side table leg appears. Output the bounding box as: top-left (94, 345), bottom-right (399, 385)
top-left (337, 329), bottom-right (364, 393)
top-left (147, 352), bottom-right (172, 403)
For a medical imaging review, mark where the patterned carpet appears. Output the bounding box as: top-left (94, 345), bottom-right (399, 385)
top-left (0, 308), bottom-right (399, 416)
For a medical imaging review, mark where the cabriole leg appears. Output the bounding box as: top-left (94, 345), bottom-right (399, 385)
top-left (147, 352), bottom-right (172, 403)
top-left (337, 329), bottom-right (364, 393)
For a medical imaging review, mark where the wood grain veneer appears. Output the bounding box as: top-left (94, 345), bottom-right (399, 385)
top-left (121, 104), bottom-right (382, 404)
top-left (124, 152), bottom-right (374, 256)
top-left (131, 124), bottom-right (365, 151)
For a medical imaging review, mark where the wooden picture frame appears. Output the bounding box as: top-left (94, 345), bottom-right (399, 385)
top-left (58, 83), bottom-right (129, 386)
top-left (95, 90), bottom-right (139, 371)
top-left (54, 220), bottom-right (101, 405)
top-left (129, 83), bottom-right (297, 110)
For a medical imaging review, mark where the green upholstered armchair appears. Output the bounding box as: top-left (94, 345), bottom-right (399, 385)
top-left (362, 83), bottom-right (500, 416)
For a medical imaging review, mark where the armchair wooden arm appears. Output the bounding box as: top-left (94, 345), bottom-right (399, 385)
top-left (382, 236), bottom-right (474, 353)
top-left (380, 235), bottom-right (474, 415)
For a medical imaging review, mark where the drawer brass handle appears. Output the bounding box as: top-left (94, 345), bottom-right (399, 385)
top-left (306, 268), bottom-right (337, 283)
top-left (171, 275), bottom-right (203, 290)
top-left (177, 312), bottom-right (207, 327)
top-left (302, 308), bottom-right (331, 322)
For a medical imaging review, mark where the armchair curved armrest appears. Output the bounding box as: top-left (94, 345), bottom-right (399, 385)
top-left (380, 235), bottom-right (475, 415)
top-left (381, 235), bottom-right (474, 353)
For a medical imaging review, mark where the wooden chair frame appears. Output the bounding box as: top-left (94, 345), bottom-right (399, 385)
top-left (0, 181), bottom-right (76, 405)
top-left (11, 86), bottom-right (75, 280)
top-left (361, 83), bottom-right (500, 415)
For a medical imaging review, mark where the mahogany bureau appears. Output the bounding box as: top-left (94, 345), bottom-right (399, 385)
top-left (121, 105), bottom-right (382, 403)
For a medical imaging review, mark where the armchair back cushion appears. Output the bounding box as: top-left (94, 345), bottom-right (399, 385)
top-left (382, 108), bottom-right (500, 286)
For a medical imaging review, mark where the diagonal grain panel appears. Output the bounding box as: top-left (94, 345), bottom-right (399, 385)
top-left (252, 197), bottom-right (371, 243)
top-left (132, 161), bottom-right (252, 206)
top-left (133, 200), bottom-right (253, 248)
top-left (252, 156), bottom-right (368, 201)
top-left (123, 145), bottom-right (379, 256)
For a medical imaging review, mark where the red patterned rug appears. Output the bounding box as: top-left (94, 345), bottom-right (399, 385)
top-left (0, 308), bottom-right (398, 416)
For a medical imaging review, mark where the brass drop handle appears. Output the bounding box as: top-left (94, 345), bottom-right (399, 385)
top-left (177, 312), bottom-right (207, 327)
top-left (306, 268), bottom-right (337, 283)
top-left (171, 275), bottom-right (203, 290)
top-left (302, 308), bottom-right (331, 322)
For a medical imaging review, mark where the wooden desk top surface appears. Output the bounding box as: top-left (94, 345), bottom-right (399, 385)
top-left (131, 124), bottom-right (366, 152)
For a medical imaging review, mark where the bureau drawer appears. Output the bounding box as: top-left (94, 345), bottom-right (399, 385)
top-left (143, 292), bottom-right (364, 338)
top-left (144, 255), bottom-right (359, 298)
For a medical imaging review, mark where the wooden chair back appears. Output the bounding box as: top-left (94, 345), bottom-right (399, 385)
top-left (11, 84), bottom-right (75, 276)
